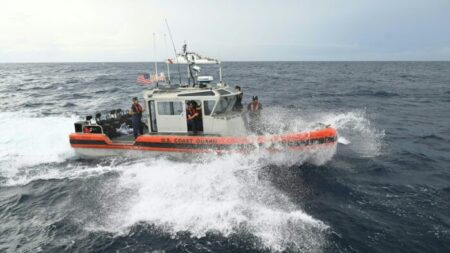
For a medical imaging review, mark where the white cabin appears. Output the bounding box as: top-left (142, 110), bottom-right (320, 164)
top-left (143, 85), bottom-right (247, 136)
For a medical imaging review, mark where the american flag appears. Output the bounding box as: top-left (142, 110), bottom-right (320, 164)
top-left (136, 73), bottom-right (152, 84)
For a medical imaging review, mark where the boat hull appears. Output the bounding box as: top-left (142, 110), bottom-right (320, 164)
top-left (69, 127), bottom-right (337, 158)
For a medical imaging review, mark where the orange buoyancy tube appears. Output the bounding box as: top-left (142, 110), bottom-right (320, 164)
top-left (70, 127), bottom-right (337, 151)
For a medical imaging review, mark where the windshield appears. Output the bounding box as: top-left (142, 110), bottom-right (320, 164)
top-left (214, 96), bottom-right (236, 115)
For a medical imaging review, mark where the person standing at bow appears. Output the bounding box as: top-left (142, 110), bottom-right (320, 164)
top-left (129, 97), bottom-right (144, 139)
top-left (247, 96), bottom-right (262, 133)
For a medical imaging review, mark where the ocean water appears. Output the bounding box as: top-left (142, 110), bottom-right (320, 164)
top-left (0, 62), bottom-right (449, 252)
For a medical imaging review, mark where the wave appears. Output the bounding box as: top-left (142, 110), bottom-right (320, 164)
top-left (65, 79), bottom-right (79, 84)
top-left (78, 156), bottom-right (330, 252)
top-left (419, 134), bottom-right (444, 141)
top-left (23, 102), bottom-right (55, 108)
top-left (0, 112), bottom-right (78, 177)
top-left (94, 87), bottom-right (120, 94)
top-left (351, 90), bottom-right (399, 97)
top-left (62, 102), bottom-right (76, 108)
top-left (2, 154), bottom-right (331, 251)
top-left (373, 90), bottom-right (399, 97)
top-left (70, 94), bottom-right (92, 99)
top-left (94, 76), bottom-right (125, 82)
top-left (399, 74), bottom-right (419, 81)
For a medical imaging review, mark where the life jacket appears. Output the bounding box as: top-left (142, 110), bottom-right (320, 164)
top-left (83, 127), bottom-right (91, 133)
top-left (187, 107), bottom-right (198, 119)
top-left (132, 103), bottom-right (143, 115)
top-left (250, 101), bottom-right (260, 112)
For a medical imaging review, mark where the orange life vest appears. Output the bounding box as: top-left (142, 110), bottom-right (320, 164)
top-left (250, 101), bottom-right (260, 112)
top-left (132, 103), bottom-right (143, 114)
top-left (187, 107), bottom-right (196, 118)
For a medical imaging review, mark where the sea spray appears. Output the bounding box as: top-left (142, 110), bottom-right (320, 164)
top-left (0, 112), bottom-right (77, 179)
top-left (261, 107), bottom-right (384, 157)
top-left (85, 155), bottom-right (329, 252)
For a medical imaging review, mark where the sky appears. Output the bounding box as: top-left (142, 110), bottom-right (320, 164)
top-left (1, 0), bottom-right (449, 62)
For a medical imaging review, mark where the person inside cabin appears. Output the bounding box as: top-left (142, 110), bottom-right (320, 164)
top-left (247, 96), bottom-right (263, 132)
top-left (129, 97), bottom-right (144, 139)
top-left (233, 85), bottom-right (244, 111)
top-left (187, 101), bottom-right (202, 134)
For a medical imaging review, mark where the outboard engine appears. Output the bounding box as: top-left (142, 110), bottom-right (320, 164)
top-left (92, 109), bottom-right (133, 138)
top-left (73, 115), bottom-right (103, 134)
top-left (77, 109), bottom-right (142, 139)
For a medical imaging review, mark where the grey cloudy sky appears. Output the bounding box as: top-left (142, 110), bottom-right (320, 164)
top-left (1, 0), bottom-right (449, 62)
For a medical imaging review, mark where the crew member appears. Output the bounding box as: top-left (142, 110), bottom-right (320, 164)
top-left (129, 97), bottom-right (144, 139)
top-left (233, 86), bottom-right (244, 111)
top-left (247, 96), bottom-right (262, 132)
top-left (187, 101), bottom-right (202, 134)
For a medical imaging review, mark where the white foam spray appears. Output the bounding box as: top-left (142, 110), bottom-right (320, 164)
top-left (261, 107), bottom-right (384, 157)
top-left (321, 110), bottom-right (385, 157)
top-left (0, 112), bottom-right (77, 178)
top-left (88, 155), bottom-right (329, 252)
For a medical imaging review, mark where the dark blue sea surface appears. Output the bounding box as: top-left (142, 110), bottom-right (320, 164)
top-left (0, 62), bottom-right (449, 252)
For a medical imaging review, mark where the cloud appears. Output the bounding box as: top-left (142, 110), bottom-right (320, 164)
top-left (0, 0), bottom-right (165, 61)
top-left (0, 0), bottom-right (449, 62)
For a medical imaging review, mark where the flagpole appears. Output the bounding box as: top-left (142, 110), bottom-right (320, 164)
top-left (153, 33), bottom-right (158, 87)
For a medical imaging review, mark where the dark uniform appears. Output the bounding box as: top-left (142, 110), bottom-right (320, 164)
top-left (131, 101), bottom-right (143, 139)
top-left (187, 102), bottom-right (202, 134)
top-left (233, 86), bottom-right (244, 111)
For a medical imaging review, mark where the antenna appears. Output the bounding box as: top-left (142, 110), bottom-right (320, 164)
top-left (184, 41), bottom-right (191, 86)
top-left (163, 33), bottom-right (171, 84)
top-left (153, 33), bottom-right (158, 87)
top-left (165, 18), bottom-right (182, 85)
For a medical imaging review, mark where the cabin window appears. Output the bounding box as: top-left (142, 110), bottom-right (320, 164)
top-left (217, 89), bottom-right (231, 95)
top-left (157, 101), bottom-right (184, 115)
top-left (173, 102), bottom-right (184, 115)
top-left (157, 102), bottom-right (171, 115)
top-left (178, 91), bottom-right (215, 97)
top-left (203, 100), bottom-right (216, 116)
top-left (213, 96), bottom-right (236, 115)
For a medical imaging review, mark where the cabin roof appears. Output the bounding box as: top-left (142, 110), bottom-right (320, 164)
top-left (143, 85), bottom-right (239, 100)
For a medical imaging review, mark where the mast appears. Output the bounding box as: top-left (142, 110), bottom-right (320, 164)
top-left (165, 19), bottom-right (182, 84)
top-left (153, 33), bottom-right (158, 87)
top-left (219, 63), bottom-right (223, 83)
top-left (183, 42), bottom-right (190, 86)
top-left (164, 33), bottom-right (171, 84)
top-left (182, 42), bottom-right (199, 87)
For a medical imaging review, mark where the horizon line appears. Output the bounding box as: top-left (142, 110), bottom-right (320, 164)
top-left (1, 60), bottom-right (450, 64)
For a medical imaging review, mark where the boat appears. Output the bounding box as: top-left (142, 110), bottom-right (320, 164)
top-left (69, 44), bottom-right (337, 158)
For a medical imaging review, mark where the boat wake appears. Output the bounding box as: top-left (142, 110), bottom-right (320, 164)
top-left (86, 156), bottom-right (330, 252)
top-left (0, 112), bottom-right (77, 177)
